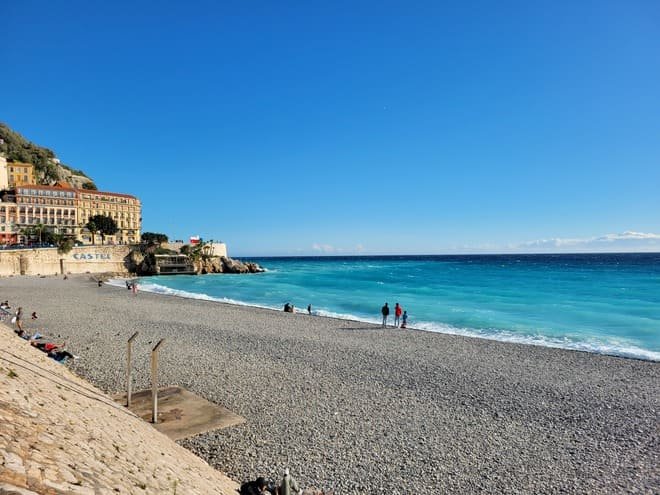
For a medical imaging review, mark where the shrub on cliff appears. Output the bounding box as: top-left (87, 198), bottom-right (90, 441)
top-left (0, 122), bottom-right (90, 183)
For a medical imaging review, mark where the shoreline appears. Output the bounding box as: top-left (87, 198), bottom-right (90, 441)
top-left (1, 274), bottom-right (658, 493)
top-left (112, 276), bottom-right (660, 363)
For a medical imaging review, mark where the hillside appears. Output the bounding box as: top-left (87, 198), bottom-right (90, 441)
top-left (0, 122), bottom-right (97, 189)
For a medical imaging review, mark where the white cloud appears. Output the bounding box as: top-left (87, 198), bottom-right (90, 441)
top-left (312, 243), bottom-right (337, 253)
top-left (518, 231), bottom-right (660, 252)
top-left (311, 243), bottom-right (367, 254)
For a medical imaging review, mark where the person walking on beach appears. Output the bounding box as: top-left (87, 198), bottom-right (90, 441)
top-left (307, 304), bottom-right (312, 315)
top-left (401, 310), bottom-right (408, 328)
top-left (14, 307), bottom-right (23, 333)
top-left (394, 302), bottom-right (402, 327)
top-left (131, 281), bottom-right (138, 296)
top-left (278, 468), bottom-right (302, 495)
top-left (381, 302), bottom-right (390, 327)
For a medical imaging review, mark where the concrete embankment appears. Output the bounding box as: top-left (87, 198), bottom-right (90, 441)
top-left (0, 324), bottom-right (239, 494)
top-left (0, 245), bottom-right (130, 277)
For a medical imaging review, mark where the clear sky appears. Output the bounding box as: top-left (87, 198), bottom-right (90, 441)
top-left (3, 1), bottom-right (659, 256)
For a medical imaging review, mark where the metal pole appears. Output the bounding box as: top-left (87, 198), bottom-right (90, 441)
top-left (151, 338), bottom-right (166, 423)
top-left (126, 332), bottom-right (139, 407)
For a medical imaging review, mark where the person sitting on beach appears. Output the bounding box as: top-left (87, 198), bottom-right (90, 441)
top-left (48, 349), bottom-right (76, 362)
top-left (283, 303), bottom-right (295, 313)
top-left (401, 310), bottom-right (408, 329)
top-left (0, 300), bottom-right (10, 309)
top-left (31, 341), bottom-right (64, 353)
top-left (31, 311), bottom-right (38, 320)
top-left (126, 280), bottom-right (133, 290)
top-left (240, 477), bottom-right (273, 495)
top-left (16, 330), bottom-right (42, 340)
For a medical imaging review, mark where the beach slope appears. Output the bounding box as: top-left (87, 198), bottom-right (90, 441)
top-left (0, 322), bottom-right (238, 494)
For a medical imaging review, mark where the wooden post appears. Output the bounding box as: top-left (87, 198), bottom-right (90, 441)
top-left (126, 332), bottom-right (139, 407)
top-left (151, 338), bottom-right (166, 423)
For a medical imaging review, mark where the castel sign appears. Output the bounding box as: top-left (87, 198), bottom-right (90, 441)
top-left (72, 253), bottom-right (112, 261)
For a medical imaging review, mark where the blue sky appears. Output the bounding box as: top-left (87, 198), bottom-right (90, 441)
top-left (3, 1), bottom-right (659, 255)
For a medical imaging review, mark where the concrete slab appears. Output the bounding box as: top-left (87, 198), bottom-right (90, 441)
top-left (114, 386), bottom-right (245, 441)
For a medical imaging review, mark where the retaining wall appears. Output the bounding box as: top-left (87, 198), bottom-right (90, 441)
top-left (0, 245), bottom-right (131, 276)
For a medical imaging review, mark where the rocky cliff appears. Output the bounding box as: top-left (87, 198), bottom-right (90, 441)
top-left (126, 249), bottom-right (264, 276)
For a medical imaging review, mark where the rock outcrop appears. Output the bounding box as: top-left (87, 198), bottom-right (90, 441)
top-left (125, 249), bottom-right (157, 275)
top-left (196, 256), bottom-right (264, 275)
top-left (125, 248), bottom-right (264, 276)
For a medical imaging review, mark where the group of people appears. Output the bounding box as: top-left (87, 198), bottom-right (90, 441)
top-left (5, 300), bottom-right (78, 363)
top-left (283, 303), bottom-right (313, 315)
top-left (241, 468), bottom-right (303, 495)
top-left (381, 302), bottom-right (408, 328)
top-left (125, 280), bottom-right (139, 295)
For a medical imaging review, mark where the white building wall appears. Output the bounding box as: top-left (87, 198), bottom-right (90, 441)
top-left (0, 156), bottom-right (8, 190)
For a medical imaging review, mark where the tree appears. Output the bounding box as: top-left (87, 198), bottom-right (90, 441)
top-left (82, 182), bottom-right (98, 190)
top-left (88, 214), bottom-right (118, 245)
top-left (142, 232), bottom-right (169, 244)
top-left (33, 223), bottom-right (45, 244)
top-left (53, 233), bottom-right (74, 254)
top-left (86, 220), bottom-right (98, 245)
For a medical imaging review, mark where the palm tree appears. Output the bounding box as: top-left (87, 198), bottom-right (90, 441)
top-left (19, 226), bottom-right (35, 244)
top-left (34, 223), bottom-right (45, 244)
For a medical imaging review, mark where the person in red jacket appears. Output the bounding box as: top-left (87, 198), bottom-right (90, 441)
top-left (394, 302), bottom-right (403, 327)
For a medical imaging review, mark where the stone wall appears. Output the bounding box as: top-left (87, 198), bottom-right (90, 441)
top-left (0, 245), bottom-right (131, 276)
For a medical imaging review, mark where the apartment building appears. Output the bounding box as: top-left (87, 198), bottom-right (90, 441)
top-left (75, 189), bottom-right (141, 244)
top-left (0, 200), bottom-right (18, 244)
top-left (7, 162), bottom-right (36, 188)
top-left (7, 185), bottom-right (141, 245)
top-left (15, 185), bottom-right (78, 240)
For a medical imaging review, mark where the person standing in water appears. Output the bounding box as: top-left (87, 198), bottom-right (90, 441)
top-left (401, 310), bottom-right (408, 328)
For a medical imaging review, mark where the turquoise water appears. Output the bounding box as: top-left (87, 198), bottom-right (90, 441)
top-left (127, 254), bottom-right (660, 361)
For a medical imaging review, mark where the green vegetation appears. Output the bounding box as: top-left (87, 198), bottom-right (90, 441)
top-left (154, 247), bottom-right (177, 255)
top-left (180, 240), bottom-right (213, 261)
top-left (85, 220), bottom-right (98, 245)
top-left (142, 232), bottom-right (168, 244)
top-left (0, 122), bottom-right (89, 182)
top-left (81, 181), bottom-right (98, 190)
top-left (87, 214), bottom-right (118, 244)
top-left (56, 235), bottom-right (75, 254)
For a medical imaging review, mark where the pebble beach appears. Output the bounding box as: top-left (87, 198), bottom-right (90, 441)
top-left (2, 275), bottom-right (658, 494)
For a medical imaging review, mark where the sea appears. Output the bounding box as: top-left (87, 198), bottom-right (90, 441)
top-left (122, 253), bottom-right (660, 362)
